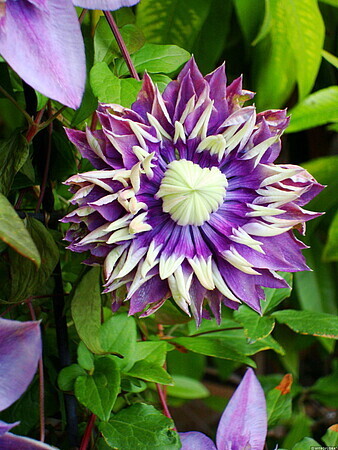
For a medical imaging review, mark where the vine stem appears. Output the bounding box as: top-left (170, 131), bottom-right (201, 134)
top-left (80, 413), bottom-right (96, 450)
top-left (27, 299), bottom-right (45, 442)
top-left (104, 11), bottom-right (140, 81)
top-left (156, 383), bottom-right (175, 425)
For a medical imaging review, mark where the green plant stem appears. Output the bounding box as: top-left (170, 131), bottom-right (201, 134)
top-left (104, 11), bottom-right (140, 80)
top-left (0, 84), bottom-right (34, 125)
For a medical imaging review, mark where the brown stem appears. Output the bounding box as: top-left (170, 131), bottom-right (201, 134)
top-left (27, 300), bottom-right (45, 442)
top-left (26, 107), bottom-right (46, 143)
top-left (156, 383), bottom-right (175, 425)
top-left (103, 12), bottom-right (140, 81)
top-left (80, 413), bottom-right (96, 450)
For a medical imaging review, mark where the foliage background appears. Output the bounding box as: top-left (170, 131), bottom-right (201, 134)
top-left (0, 0), bottom-right (337, 448)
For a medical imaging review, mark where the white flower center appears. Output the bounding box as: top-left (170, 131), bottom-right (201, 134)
top-left (156, 159), bottom-right (228, 226)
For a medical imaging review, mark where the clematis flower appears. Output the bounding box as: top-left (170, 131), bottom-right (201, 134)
top-left (63, 58), bottom-right (323, 323)
top-left (179, 368), bottom-right (267, 450)
top-left (0, 318), bottom-right (54, 448)
top-left (0, 0), bottom-right (140, 109)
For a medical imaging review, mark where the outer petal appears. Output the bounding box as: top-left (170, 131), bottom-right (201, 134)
top-left (73, 0), bottom-right (140, 9)
top-left (0, 421), bottom-right (19, 437)
top-left (0, 0), bottom-right (85, 109)
top-left (179, 432), bottom-right (217, 450)
top-left (0, 432), bottom-right (56, 449)
top-left (216, 369), bottom-right (267, 450)
top-left (0, 318), bottom-right (41, 411)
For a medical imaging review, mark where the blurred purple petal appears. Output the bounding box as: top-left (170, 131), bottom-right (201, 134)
top-left (73, 0), bottom-right (140, 9)
top-left (0, 421), bottom-right (19, 437)
top-left (0, 318), bottom-right (41, 411)
top-left (0, 432), bottom-right (56, 449)
top-left (216, 369), bottom-right (267, 450)
top-left (0, 0), bottom-right (85, 108)
top-left (180, 432), bottom-right (217, 450)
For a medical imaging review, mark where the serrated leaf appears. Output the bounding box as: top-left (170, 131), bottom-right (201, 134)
top-left (136, 0), bottom-right (212, 51)
top-left (115, 43), bottom-right (190, 77)
top-left (171, 336), bottom-right (255, 366)
top-left (0, 133), bottom-right (29, 195)
top-left (99, 403), bottom-right (180, 449)
top-left (272, 310), bottom-right (338, 339)
top-left (166, 375), bottom-right (209, 399)
top-left (90, 62), bottom-right (141, 106)
top-left (0, 194), bottom-right (40, 266)
top-left (75, 356), bottom-right (120, 421)
top-left (234, 304), bottom-right (275, 342)
top-left (283, 0), bottom-right (324, 100)
top-left (287, 86), bottom-right (338, 132)
top-left (9, 217), bottom-right (59, 301)
top-left (58, 364), bottom-right (86, 391)
top-left (71, 267), bottom-right (104, 354)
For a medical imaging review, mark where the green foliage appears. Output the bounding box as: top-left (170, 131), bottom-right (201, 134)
top-left (99, 403), bottom-right (181, 449)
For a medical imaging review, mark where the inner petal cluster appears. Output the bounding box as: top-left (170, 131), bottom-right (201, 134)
top-left (156, 159), bottom-right (228, 226)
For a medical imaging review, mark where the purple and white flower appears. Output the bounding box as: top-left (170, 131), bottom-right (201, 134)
top-left (0, 0), bottom-right (140, 109)
top-left (63, 58), bottom-right (323, 323)
top-left (179, 368), bottom-right (267, 450)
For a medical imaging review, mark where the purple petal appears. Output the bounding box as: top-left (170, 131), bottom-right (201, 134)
top-left (0, 318), bottom-right (41, 411)
top-left (0, 421), bottom-right (19, 437)
top-left (73, 0), bottom-right (140, 9)
top-left (0, 432), bottom-right (56, 449)
top-left (0, 0), bottom-right (85, 108)
top-left (179, 432), bottom-right (217, 450)
top-left (216, 368), bottom-right (267, 450)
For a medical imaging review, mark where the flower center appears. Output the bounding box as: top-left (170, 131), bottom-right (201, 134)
top-left (156, 159), bottom-right (228, 226)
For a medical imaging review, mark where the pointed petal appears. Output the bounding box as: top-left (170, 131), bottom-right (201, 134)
top-left (216, 368), bottom-right (267, 450)
top-left (0, 318), bottom-right (41, 411)
top-left (0, 421), bottom-right (19, 437)
top-left (0, 432), bottom-right (56, 449)
top-left (179, 432), bottom-right (217, 450)
top-left (0, 0), bottom-right (85, 108)
top-left (73, 0), bottom-right (140, 9)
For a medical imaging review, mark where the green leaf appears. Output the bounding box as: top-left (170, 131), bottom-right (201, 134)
top-left (292, 437), bottom-right (321, 449)
top-left (253, 0), bottom-right (296, 110)
top-left (99, 403), bottom-right (180, 449)
top-left (266, 374), bottom-right (293, 427)
top-left (322, 49), bottom-right (338, 68)
top-left (167, 351), bottom-right (206, 380)
top-left (58, 364), bottom-right (86, 391)
top-left (90, 62), bottom-right (141, 107)
top-left (149, 73), bottom-right (172, 93)
top-left (9, 218), bottom-right (59, 302)
top-left (126, 360), bottom-right (173, 385)
top-left (115, 43), bottom-right (190, 77)
top-left (94, 18), bottom-right (145, 64)
top-left (136, 0), bottom-right (212, 51)
top-left (133, 341), bottom-right (167, 365)
top-left (166, 375), bottom-right (209, 399)
top-left (319, 0), bottom-right (338, 6)
top-left (35, 91), bottom-right (48, 110)
top-left (0, 194), bottom-right (40, 266)
top-left (283, 0), bottom-right (325, 100)
top-left (234, 0), bottom-right (265, 44)
top-left (77, 341), bottom-right (94, 371)
top-left (324, 210), bottom-right (338, 261)
top-left (171, 336), bottom-right (255, 366)
top-left (75, 356), bottom-right (120, 421)
top-left (0, 133), bottom-right (29, 195)
top-left (234, 304), bottom-right (275, 342)
top-left (286, 86), bottom-right (338, 132)
top-left (262, 272), bottom-right (293, 314)
top-left (99, 313), bottom-right (137, 370)
top-left (120, 377), bottom-right (147, 393)
top-left (245, 334), bottom-right (285, 356)
top-left (322, 426), bottom-right (338, 446)
top-left (283, 413), bottom-right (313, 448)
top-left (311, 360), bottom-right (338, 408)
top-left (272, 310), bottom-right (338, 339)
top-left (71, 267), bottom-right (104, 354)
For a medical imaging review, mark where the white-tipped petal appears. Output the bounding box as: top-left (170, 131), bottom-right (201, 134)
top-left (168, 275), bottom-right (191, 315)
top-left (243, 221), bottom-right (293, 237)
top-left (222, 246), bottom-right (261, 275)
top-left (197, 134), bottom-right (227, 161)
top-left (174, 121), bottom-right (186, 144)
top-left (115, 243), bottom-right (148, 279)
top-left (246, 204), bottom-right (285, 217)
top-left (188, 255), bottom-right (215, 290)
top-left (179, 95), bottom-right (196, 124)
top-left (103, 244), bottom-right (129, 280)
top-left (189, 100), bottom-right (214, 140)
top-left (159, 253), bottom-right (185, 280)
top-left (106, 227), bottom-right (135, 245)
top-left (147, 113), bottom-right (171, 140)
top-left (212, 262), bottom-right (242, 303)
top-left (229, 227), bottom-right (265, 254)
top-left (129, 212), bottom-right (152, 234)
top-left (141, 241), bottom-right (162, 278)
